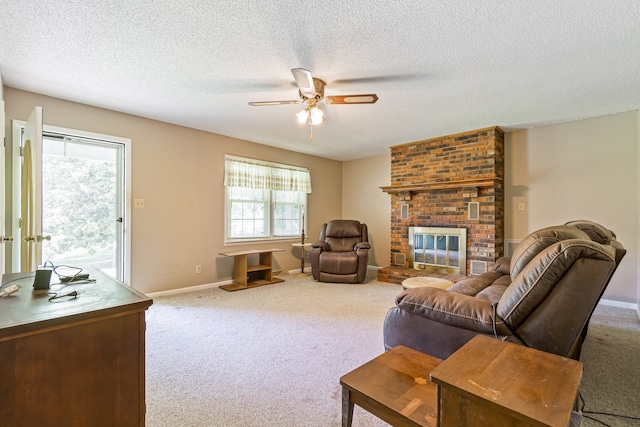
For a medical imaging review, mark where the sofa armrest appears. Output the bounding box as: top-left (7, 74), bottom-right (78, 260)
top-left (395, 288), bottom-right (511, 336)
top-left (311, 241), bottom-right (328, 251)
top-left (355, 242), bottom-right (370, 252)
top-left (493, 256), bottom-right (511, 275)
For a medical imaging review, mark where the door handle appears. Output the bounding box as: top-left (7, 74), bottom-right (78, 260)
top-left (23, 235), bottom-right (51, 242)
top-left (2, 236), bottom-right (13, 242)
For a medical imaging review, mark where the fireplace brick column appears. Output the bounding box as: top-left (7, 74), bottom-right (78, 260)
top-left (380, 127), bottom-right (504, 283)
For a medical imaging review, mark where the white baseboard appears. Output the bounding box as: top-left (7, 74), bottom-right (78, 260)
top-left (146, 280), bottom-right (231, 298)
top-left (146, 269), bottom-right (301, 298)
top-left (146, 266), bottom-right (383, 297)
top-left (599, 298), bottom-right (637, 310)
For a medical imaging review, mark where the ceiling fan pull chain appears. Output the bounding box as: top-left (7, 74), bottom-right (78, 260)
top-left (309, 121), bottom-right (314, 141)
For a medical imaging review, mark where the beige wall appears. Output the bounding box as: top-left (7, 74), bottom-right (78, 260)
top-left (3, 87), bottom-right (342, 294)
top-left (342, 154), bottom-right (391, 268)
top-left (505, 111), bottom-right (639, 303)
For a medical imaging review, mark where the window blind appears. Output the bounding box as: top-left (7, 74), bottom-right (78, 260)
top-left (224, 156), bottom-right (312, 193)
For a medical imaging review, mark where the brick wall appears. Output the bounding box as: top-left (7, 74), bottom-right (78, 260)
top-left (385, 126), bottom-right (505, 275)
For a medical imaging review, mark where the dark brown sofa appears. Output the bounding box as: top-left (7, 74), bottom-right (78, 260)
top-left (310, 220), bottom-right (370, 283)
top-left (383, 220), bottom-right (626, 360)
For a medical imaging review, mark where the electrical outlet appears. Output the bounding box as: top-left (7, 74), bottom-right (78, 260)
top-left (195, 265), bottom-right (202, 274)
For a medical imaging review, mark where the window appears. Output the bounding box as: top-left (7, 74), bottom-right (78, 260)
top-left (224, 155), bottom-right (311, 242)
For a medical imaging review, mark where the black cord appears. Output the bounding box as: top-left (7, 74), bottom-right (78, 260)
top-left (583, 411), bottom-right (640, 424)
top-left (41, 262), bottom-right (94, 285)
top-left (52, 264), bottom-right (84, 282)
top-left (583, 414), bottom-right (611, 427)
top-left (48, 290), bottom-right (78, 302)
top-left (579, 391), bottom-right (640, 426)
top-left (491, 302), bottom-right (499, 339)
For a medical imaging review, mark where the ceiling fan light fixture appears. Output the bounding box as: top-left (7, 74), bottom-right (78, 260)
top-left (296, 105), bottom-right (324, 125)
top-left (296, 108), bottom-right (309, 124)
top-left (309, 105), bottom-right (324, 125)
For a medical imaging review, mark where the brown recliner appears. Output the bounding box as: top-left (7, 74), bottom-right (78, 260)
top-left (310, 220), bottom-right (370, 283)
top-left (383, 220), bottom-right (626, 360)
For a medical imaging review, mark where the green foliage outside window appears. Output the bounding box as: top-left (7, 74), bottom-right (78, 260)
top-left (42, 155), bottom-right (116, 259)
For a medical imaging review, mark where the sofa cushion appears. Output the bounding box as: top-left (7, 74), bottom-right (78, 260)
top-left (446, 271), bottom-right (509, 304)
top-left (510, 226), bottom-right (590, 279)
top-left (492, 256), bottom-right (511, 275)
top-left (499, 239), bottom-right (616, 329)
top-left (319, 251), bottom-right (358, 274)
top-left (324, 220), bottom-right (363, 251)
top-left (395, 287), bottom-right (512, 336)
top-left (565, 219), bottom-right (612, 244)
top-left (325, 220), bottom-right (362, 238)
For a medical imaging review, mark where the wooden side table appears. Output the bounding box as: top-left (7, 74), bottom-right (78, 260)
top-left (340, 345), bottom-right (440, 427)
top-left (219, 248), bottom-right (284, 291)
top-left (430, 335), bottom-right (583, 427)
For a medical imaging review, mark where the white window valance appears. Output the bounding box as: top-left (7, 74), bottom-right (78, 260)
top-left (224, 156), bottom-right (312, 193)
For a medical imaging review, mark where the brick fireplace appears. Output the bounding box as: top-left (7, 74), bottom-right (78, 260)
top-left (378, 126), bottom-right (505, 284)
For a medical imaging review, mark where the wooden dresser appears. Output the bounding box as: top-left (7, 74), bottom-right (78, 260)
top-left (0, 269), bottom-right (153, 427)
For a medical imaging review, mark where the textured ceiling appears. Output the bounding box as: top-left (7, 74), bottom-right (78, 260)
top-left (1, 1), bottom-right (639, 161)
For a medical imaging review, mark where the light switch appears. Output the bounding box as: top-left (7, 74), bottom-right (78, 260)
top-left (135, 199), bottom-right (145, 208)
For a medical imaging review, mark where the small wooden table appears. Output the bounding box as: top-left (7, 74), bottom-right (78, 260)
top-left (340, 345), bottom-right (440, 427)
top-left (291, 242), bottom-right (312, 276)
top-left (430, 335), bottom-right (583, 427)
top-left (219, 248), bottom-right (284, 291)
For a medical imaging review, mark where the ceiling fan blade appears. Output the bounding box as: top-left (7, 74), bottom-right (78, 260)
top-left (323, 94), bottom-right (379, 105)
top-left (291, 68), bottom-right (317, 98)
top-left (248, 100), bottom-right (302, 106)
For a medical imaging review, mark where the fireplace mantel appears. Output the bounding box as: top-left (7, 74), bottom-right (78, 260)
top-left (380, 178), bottom-right (500, 195)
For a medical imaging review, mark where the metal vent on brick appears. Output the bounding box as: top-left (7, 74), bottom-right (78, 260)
top-left (393, 253), bottom-right (407, 267)
top-left (470, 260), bottom-right (488, 275)
top-left (468, 202), bottom-right (479, 220)
top-left (400, 204), bottom-right (409, 220)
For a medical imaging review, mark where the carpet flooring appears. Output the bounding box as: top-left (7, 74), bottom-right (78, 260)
top-left (145, 272), bottom-right (640, 427)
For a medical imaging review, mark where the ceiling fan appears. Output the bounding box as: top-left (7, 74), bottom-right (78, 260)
top-left (249, 68), bottom-right (378, 137)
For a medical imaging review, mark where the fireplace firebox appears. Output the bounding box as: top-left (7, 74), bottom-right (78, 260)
top-left (408, 227), bottom-right (467, 275)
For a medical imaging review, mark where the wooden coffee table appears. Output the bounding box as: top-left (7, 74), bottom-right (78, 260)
top-left (340, 345), bottom-right (441, 427)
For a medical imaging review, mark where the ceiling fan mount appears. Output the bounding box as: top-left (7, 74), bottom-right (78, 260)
top-left (301, 77), bottom-right (326, 100)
